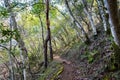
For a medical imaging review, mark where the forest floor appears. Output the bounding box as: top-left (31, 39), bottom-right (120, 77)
top-left (50, 25), bottom-right (120, 80)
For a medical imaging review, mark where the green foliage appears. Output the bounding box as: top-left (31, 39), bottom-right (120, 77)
top-left (78, 3), bottom-right (84, 13)
top-left (0, 24), bottom-right (20, 43)
top-left (87, 0), bottom-right (93, 3)
top-left (74, 3), bottom-right (84, 13)
top-left (0, 6), bottom-right (8, 17)
top-left (18, 12), bottom-right (40, 31)
top-left (32, 26), bottom-right (40, 33)
top-left (38, 61), bottom-right (63, 80)
top-left (112, 71), bottom-right (120, 79)
top-left (50, 8), bottom-right (57, 18)
top-left (112, 42), bottom-right (120, 68)
top-left (86, 50), bottom-right (98, 63)
top-left (0, 51), bottom-right (9, 64)
top-left (0, 24), bottom-right (12, 43)
top-left (28, 52), bottom-right (43, 71)
top-left (31, 0), bottom-right (45, 15)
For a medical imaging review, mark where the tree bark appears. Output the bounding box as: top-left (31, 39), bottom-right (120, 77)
top-left (72, 2), bottom-right (90, 32)
top-left (10, 12), bottom-right (28, 80)
top-left (44, 0), bottom-right (53, 68)
top-left (46, 0), bottom-right (53, 61)
top-left (9, 36), bottom-right (15, 80)
top-left (81, 0), bottom-right (97, 35)
top-left (106, 0), bottom-right (120, 46)
top-left (96, 0), bottom-right (108, 31)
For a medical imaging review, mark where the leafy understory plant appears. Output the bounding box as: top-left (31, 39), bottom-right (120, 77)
top-left (87, 50), bottom-right (98, 63)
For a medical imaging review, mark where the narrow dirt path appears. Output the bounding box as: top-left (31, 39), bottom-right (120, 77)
top-left (58, 63), bottom-right (76, 80)
top-left (53, 55), bottom-right (80, 80)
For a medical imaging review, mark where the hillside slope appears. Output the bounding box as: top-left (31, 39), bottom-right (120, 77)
top-left (53, 24), bottom-right (120, 80)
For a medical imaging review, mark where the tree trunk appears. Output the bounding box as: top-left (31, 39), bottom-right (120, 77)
top-left (49, 33), bottom-right (53, 61)
top-left (4, 0), bottom-right (28, 80)
top-left (3, 1), bottom-right (14, 80)
top-left (46, 0), bottom-right (53, 61)
top-left (65, 0), bottom-right (90, 42)
top-left (106, 0), bottom-right (120, 46)
top-left (10, 12), bottom-right (28, 80)
top-left (96, 0), bottom-right (108, 31)
top-left (43, 37), bottom-right (48, 68)
top-left (39, 15), bottom-right (44, 44)
top-left (81, 0), bottom-right (97, 35)
top-left (9, 36), bottom-right (15, 80)
top-left (44, 0), bottom-right (53, 68)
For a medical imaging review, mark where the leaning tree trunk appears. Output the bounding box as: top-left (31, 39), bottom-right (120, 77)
top-left (65, 0), bottom-right (90, 42)
top-left (72, 2), bottom-right (90, 33)
top-left (81, 0), bottom-right (97, 36)
top-left (106, 0), bottom-right (120, 46)
top-left (96, 0), bottom-right (108, 31)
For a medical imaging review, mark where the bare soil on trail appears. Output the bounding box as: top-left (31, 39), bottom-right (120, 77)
top-left (54, 55), bottom-right (88, 80)
top-left (59, 63), bottom-right (77, 80)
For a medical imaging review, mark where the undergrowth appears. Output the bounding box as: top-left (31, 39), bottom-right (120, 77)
top-left (38, 61), bottom-right (63, 80)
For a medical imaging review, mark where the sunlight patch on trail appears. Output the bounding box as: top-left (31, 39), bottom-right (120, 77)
top-left (53, 55), bottom-right (71, 64)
